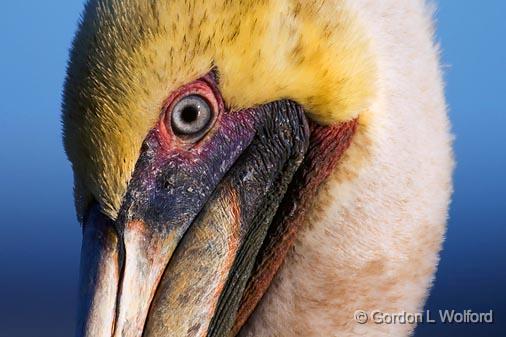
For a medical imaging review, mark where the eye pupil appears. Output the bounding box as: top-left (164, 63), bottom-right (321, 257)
top-left (170, 94), bottom-right (214, 139)
top-left (180, 105), bottom-right (199, 124)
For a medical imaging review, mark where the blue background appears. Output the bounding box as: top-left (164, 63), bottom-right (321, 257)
top-left (0, 1), bottom-right (504, 336)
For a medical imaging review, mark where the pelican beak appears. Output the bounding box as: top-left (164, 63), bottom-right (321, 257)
top-left (76, 101), bottom-right (309, 337)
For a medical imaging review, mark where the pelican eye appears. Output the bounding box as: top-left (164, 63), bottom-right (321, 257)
top-left (171, 94), bottom-right (213, 138)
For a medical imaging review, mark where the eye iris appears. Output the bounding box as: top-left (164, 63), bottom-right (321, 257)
top-left (171, 95), bottom-right (212, 136)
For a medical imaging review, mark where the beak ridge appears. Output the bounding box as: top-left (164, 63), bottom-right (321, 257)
top-left (112, 222), bottom-right (178, 337)
top-left (77, 206), bottom-right (119, 337)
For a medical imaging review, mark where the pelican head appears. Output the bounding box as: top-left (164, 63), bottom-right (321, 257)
top-left (62, 1), bottom-right (452, 336)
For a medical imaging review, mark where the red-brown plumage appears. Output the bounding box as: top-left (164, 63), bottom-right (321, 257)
top-left (233, 118), bottom-right (358, 334)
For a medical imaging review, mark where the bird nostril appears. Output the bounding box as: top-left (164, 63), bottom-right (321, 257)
top-left (160, 170), bottom-right (183, 190)
top-left (163, 177), bottom-right (175, 189)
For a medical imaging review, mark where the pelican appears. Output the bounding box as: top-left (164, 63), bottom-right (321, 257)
top-left (62, 0), bottom-right (453, 336)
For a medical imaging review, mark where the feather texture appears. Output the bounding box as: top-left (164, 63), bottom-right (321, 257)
top-left (62, 0), bottom-right (376, 219)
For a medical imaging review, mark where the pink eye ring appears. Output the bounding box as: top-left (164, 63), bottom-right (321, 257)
top-left (161, 78), bottom-right (221, 143)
